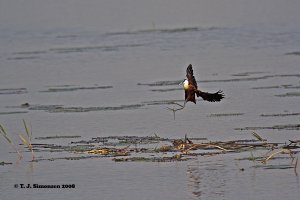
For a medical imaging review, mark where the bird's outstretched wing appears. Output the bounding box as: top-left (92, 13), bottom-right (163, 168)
top-left (196, 90), bottom-right (224, 102)
top-left (186, 64), bottom-right (197, 89)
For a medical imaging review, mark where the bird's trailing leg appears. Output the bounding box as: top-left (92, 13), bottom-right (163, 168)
top-left (166, 101), bottom-right (187, 120)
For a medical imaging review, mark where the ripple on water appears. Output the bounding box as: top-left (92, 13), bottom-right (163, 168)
top-left (9, 103), bottom-right (145, 113)
top-left (39, 85), bottom-right (113, 92)
top-left (0, 88), bottom-right (28, 95)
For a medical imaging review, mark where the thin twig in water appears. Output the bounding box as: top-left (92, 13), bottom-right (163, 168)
top-left (166, 101), bottom-right (186, 120)
top-left (182, 143), bottom-right (229, 154)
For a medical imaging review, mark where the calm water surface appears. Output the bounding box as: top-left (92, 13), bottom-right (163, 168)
top-left (1, 1), bottom-right (300, 199)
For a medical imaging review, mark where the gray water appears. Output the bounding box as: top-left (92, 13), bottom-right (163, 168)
top-left (1, 1), bottom-right (300, 199)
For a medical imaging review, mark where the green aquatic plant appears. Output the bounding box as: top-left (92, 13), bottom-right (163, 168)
top-left (0, 124), bottom-right (23, 159)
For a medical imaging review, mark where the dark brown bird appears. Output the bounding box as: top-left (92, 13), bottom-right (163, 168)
top-left (184, 64), bottom-right (224, 103)
top-left (167, 64), bottom-right (224, 119)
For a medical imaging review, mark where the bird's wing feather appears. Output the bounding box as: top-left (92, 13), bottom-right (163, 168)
top-left (186, 64), bottom-right (198, 89)
top-left (196, 90), bottom-right (224, 102)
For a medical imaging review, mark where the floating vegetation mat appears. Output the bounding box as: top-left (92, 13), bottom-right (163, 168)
top-left (27, 133), bottom-right (299, 174)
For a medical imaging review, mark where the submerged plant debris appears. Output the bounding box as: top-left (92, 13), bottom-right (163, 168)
top-left (27, 133), bottom-right (299, 174)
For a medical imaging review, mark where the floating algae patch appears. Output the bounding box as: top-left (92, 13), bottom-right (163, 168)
top-left (0, 111), bottom-right (28, 115)
top-left (13, 50), bottom-right (48, 55)
top-left (253, 164), bottom-right (294, 170)
top-left (138, 80), bottom-right (182, 87)
top-left (71, 135), bottom-right (171, 146)
top-left (0, 161), bottom-right (13, 166)
top-left (142, 99), bottom-right (185, 106)
top-left (49, 43), bottom-right (146, 54)
top-left (150, 88), bottom-right (181, 92)
top-left (199, 74), bottom-right (300, 83)
top-left (35, 135), bottom-right (81, 140)
top-left (47, 104), bottom-right (144, 113)
top-left (33, 143), bottom-right (95, 153)
top-left (32, 155), bottom-right (105, 162)
top-left (0, 88), bottom-right (28, 95)
top-left (106, 26), bottom-right (202, 36)
top-left (12, 103), bottom-right (144, 113)
top-left (40, 85), bottom-right (113, 92)
top-left (138, 74), bottom-right (300, 86)
top-left (285, 51), bottom-right (300, 56)
top-left (252, 84), bottom-right (300, 90)
top-left (252, 86), bottom-right (281, 89)
top-left (275, 92), bottom-right (300, 97)
top-left (235, 124), bottom-right (300, 131)
top-left (260, 113), bottom-right (300, 117)
top-left (231, 72), bottom-right (268, 77)
top-left (207, 113), bottom-right (244, 117)
top-left (7, 56), bottom-right (40, 60)
top-left (113, 155), bottom-right (192, 162)
top-left (6, 104), bottom-right (63, 111)
top-left (236, 155), bottom-right (292, 162)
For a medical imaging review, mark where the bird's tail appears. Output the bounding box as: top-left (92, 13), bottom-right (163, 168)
top-left (196, 90), bottom-right (224, 102)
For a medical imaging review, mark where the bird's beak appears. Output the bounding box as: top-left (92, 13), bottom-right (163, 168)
top-left (179, 80), bottom-right (184, 86)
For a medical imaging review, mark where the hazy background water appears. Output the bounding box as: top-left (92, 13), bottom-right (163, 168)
top-left (1, 1), bottom-right (300, 199)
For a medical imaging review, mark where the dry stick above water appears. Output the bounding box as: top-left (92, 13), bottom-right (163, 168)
top-left (261, 149), bottom-right (293, 164)
top-left (19, 119), bottom-right (34, 160)
top-left (294, 157), bottom-right (298, 176)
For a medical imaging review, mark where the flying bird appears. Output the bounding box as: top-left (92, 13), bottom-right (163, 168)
top-left (184, 64), bottom-right (224, 103)
top-left (167, 64), bottom-right (224, 119)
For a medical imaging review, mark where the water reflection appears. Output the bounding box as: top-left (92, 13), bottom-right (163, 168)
top-left (187, 160), bottom-right (227, 199)
top-left (187, 161), bottom-right (202, 199)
